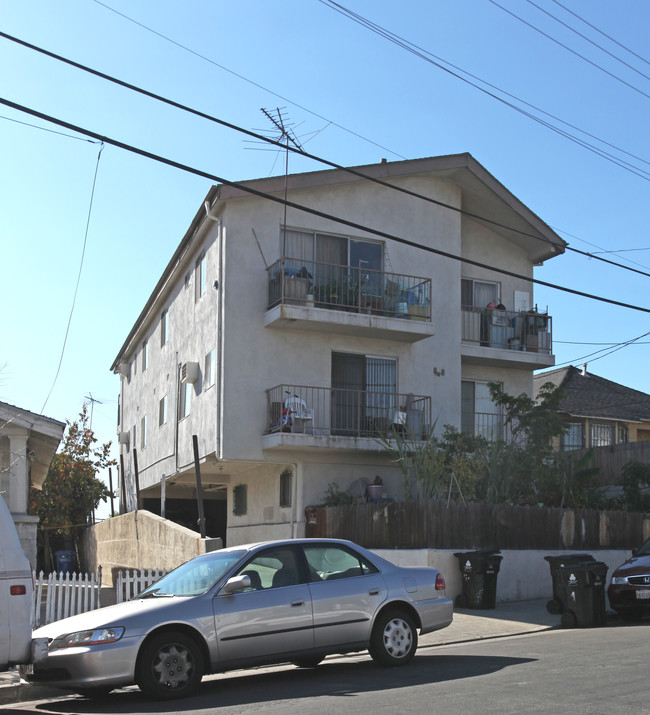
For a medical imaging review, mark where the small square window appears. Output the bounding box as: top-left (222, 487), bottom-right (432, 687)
top-left (233, 484), bottom-right (247, 516)
top-left (280, 471), bottom-right (292, 508)
top-left (204, 348), bottom-right (215, 388)
top-left (161, 309), bottom-right (169, 347)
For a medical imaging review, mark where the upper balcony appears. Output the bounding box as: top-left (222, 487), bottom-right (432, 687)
top-left (264, 259), bottom-right (435, 343)
top-left (461, 305), bottom-right (555, 369)
top-left (262, 384), bottom-right (431, 452)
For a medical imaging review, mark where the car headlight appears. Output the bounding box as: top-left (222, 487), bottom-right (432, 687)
top-left (610, 576), bottom-right (628, 585)
top-left (53, 627), bottom-right (125, 649)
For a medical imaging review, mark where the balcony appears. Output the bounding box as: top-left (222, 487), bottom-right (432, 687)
top-left (461, 306), bottom-right (554, 368)
top-left (263, 384), bottom-right (431, 452)
top-left (264, 259), bottom-right (435, 343)
top-left (461, 411), bottom-right (511, 443)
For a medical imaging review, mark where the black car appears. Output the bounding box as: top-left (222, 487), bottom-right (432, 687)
top-left (608, 537), bottom-right (650, 621)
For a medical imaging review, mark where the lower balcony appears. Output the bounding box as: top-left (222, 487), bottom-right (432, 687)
top-left (461, 306), bottom-right (554, 368)
top-left (263, 384), bottom-right (431, 452)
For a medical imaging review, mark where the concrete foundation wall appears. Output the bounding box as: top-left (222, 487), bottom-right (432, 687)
top-left (81, 511), bottom-right (221, 585)
top-left (372, 548), bottom-right (631, 605)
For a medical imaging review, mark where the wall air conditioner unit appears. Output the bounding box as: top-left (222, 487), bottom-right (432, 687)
top-left (118, 431), bottom-right (130, 445)
top-left (181, 361), bottom-right (200, 384)
top-left (118, 362), bottom-right (129, 377)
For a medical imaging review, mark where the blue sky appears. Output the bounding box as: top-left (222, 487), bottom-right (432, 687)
top-left (1, 0), bottom-right (649, 516)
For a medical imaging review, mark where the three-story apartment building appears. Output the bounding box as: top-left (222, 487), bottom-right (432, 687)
top-left (111, 154), bottom-right (565, 546)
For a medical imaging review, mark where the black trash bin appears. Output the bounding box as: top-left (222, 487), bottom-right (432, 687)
top-left (454, 550), bottom-right (503, 609)
top-left (544, 553), bottom-right (594, 614)
top-left (54, 550), bottom-right (76, 575)
top-left (557, 561), bottom-right (608, 628)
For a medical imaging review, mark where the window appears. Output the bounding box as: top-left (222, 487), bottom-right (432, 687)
top-left (279, 470), bottom-right (292, 508)
top-left (233, 484), bottom-right (247, 516)
top-left (303, 544), bottom-right (379, 582)
top-left (204, 348), bottom-right (215, 389)
top-left (461, 278), bottom-right (499, 308)
top-left (235, 546), bottom-right (300, 590)
top-left (618, 424), bottom-right (629, 444)
top-left (133, 353), bottom-right (137, 376)
top-left (141, 415), bottom-right (147, 449)
top-left (591, 422), bottom-right (614, 447)
top-left (159, 395), bottom-right (168, 427)
top-left (179, 381), bottom-right (192, 419)
top-left (132, 424), bottom-right (137, 450)
top-left (142, 340), bottom-right (148, 371)
top-left (195, 253), bottom-right (207, 301)
top-left (331, 353), bottom-right (396, 435)
top-left (160, 309), bottom-right (168, 347)
top-left (561, 422), bottom-right (584, 451)
top-left (461, 380), bottom-right (503, 441)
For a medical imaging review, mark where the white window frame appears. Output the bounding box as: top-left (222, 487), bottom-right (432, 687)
top-left (159, 395), bottom-right (168, 427)
top-left (195, 253), bottom-right (207, 302)
top-left (204, 348), bottom-right (215, 389)
top-left (160, 309), bottom-right (168, 347)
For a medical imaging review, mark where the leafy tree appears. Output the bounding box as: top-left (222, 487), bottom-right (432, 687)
top-left (30, 404), bottom-right (115, 570)
top-left (619, 461), bottom-right (650, 512)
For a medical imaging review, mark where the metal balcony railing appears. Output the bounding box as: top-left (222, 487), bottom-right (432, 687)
top-left (461, 306), bottom-right (552, 354)
top-left (266, 384), bottom-right (431, 440)
top-left (267, 258), bottom-right (431, 321)
top-left (461, 411), bottom-right (510, 442)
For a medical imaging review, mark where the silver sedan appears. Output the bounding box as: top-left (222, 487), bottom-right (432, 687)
top-left (23, 538), bottom-right (453, 700)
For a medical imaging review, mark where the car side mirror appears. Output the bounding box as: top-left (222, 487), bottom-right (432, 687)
top-left (221, 574), bottom-right (251, 595)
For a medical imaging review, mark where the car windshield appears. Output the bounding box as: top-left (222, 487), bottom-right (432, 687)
top-left (636, 538), bottom-right (650, 556)
top-left (137, 550), bottom-right (246, 598)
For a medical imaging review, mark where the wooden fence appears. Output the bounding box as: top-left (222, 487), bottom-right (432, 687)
top-left (305, 499), bottom-right (650, 551)
top-left (32, 569), bottom-right (102, 628)
top-left (115, 568), bottom-right (167, 603)
top-left (575, 440), bottom-right (650, 485)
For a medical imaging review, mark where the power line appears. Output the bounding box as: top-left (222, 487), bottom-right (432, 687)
top-left (4, 31), bottom-right (650, 283)
top-left (41, 143), bottom-right (104, 413)
top-left (553, 330), bottom-right (650, 369)
top-left (3, 94), bottom-right (650, 317)
top-left (318, 1), bottom-right (650, 181)
top-left (550, 0), bottom-right (650, 69)
top-left (90, 0), bottom-right (407, 162)
top-left (488, 0), bottom-right (650, 102)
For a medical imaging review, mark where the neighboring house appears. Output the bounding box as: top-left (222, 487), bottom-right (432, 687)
top-left (0, 401), bottom-right (65, 567)
top-left (111, 153), bottom-right (565, 546)
top-left (534, 365), bottom-right (650, 451)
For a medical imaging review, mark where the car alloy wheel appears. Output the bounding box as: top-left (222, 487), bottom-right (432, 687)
top-left (136, 631), bottom-right (204, 700)
top-left (369, 610), bottom-right (418, 667)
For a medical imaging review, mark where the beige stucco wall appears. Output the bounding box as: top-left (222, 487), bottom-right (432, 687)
top-left (81, 510), bottom-right (221, 585)
top-left (116, 165), bottom-right (556, 545)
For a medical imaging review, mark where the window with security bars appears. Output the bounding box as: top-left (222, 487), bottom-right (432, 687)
top-left (331, 353), bottom-right (396, 435)
top-left (561, 422), bottom-right (584, 451)
top-left (590, 422), bottom-right (614, 447)
top-left (461, 380), bottom-right (503, 441)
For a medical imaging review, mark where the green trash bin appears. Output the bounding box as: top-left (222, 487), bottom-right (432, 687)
top-left (544, 553), bottom-right (594, 614)
top-left (454, 550), bottom-right (502, 609)
top-left (558, 561), bottom-right (608, 628)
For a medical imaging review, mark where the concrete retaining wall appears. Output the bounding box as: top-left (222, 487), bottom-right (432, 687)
top-left (81, 511), bottom-right (221, 585)
top-left (372, 548), bottom-right (632, 605)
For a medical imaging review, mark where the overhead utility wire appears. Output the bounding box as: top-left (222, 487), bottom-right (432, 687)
top-left (318, 1), bottom-right (650, 179)
top-left (2, 95), bottom-right (650, 317)
top-left (550, 0), bottom-right (650, 69)
top-left (553, 330), bottom-right (650, 369)
top-left (488, 0), bottom-right (650, 102)
top-left (3, 32), bottom-right (650, 282)
top-left (90, 0), bottom-right (406, 161)
top-left (525, 0), bottom-right (650, 82)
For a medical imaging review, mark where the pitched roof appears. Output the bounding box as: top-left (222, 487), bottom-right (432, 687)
top-left (534, 366), bottom-right (650, 423)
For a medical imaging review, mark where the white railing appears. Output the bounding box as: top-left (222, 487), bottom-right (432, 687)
top-left (115, 568), bottom-right (167, 603)
top-left (32, 568), bottom-right (102, 628)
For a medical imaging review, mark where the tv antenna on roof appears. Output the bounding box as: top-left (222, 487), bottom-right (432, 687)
top-left (84, 393), bottom-right (103, 430)
top-left (257, 107), bottom-right (303, 233)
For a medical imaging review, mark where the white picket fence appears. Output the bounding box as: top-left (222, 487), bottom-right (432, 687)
top-left (115, 568), bottom-right (167, 603)
top-left (32, 568), bottom-right (103, 628)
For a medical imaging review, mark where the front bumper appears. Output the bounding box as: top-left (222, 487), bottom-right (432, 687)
top-left (21, 635), bottom-right (142, 690)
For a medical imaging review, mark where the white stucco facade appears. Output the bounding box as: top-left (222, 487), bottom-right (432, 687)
top-left (112, 154), bottom-right (565, 547)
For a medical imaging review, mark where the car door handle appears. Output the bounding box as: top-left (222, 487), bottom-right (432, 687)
top-left (368, 588), bottom-right (380, 595)
top-left (291, 600), bottom-right (305, 607)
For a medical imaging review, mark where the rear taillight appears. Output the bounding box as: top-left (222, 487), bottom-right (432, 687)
top-left (435, 573), bottom-right (446, 591)
top-left (10, 585), bottom-right (27, 596)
